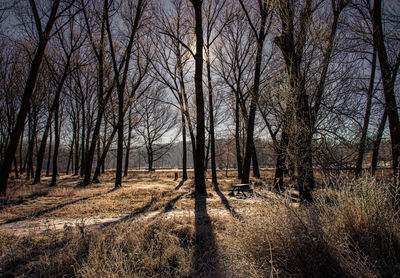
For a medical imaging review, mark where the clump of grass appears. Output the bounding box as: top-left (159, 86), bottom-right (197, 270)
top-left (0, 231), bottom-right (20, 256)
top-left (77, 218), bottom-right (194, 277)
top-left (1, 217), bottom-right (195, 277)
top-left (220, 177), bottom-right (400, 277)
top-left (315, 177), bottom-right (400, 276)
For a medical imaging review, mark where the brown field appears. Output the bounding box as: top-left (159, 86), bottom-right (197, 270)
top-left (0, 170), bottom-right (399, 277)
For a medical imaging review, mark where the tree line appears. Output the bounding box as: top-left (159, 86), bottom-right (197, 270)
top-left (0, 0), bottom-right (399, 202)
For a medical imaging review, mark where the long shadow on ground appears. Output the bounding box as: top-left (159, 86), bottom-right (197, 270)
top-left (175, 180), bottom-right (186, 190)
top-left (0, 190), bottom-right (49, 209)
top-left (0, 189), bottom-right (115, 225)
top-left (193, 194), bottom-right (224, 277)
top-left (213, 184), bottom-right (241, 219)
top-left (99, 192), bottom-right (186, 227)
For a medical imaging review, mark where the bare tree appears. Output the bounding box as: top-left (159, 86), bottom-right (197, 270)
top-left (135, 89), bottom-right (178, 171)
top-left (0, 0), bottom-right (75, 194)
top-left (105, 0), bottom-right (145, 189)
top-left (238, 0), bottom-right (272, 184)
top-left (368, 0), bottom-right (400, 184)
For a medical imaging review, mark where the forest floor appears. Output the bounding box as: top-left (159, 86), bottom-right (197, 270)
top-left (0, 170), bottom-right (277, 236)
top-left (0, 169), bottom-right (398, 277)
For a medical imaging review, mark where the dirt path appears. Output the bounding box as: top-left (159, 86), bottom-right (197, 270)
top-left (0, 206), bottom-right (233, 236)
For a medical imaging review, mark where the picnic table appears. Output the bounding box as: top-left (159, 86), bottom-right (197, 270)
top-left (229, 184), bottom-right (253, 197)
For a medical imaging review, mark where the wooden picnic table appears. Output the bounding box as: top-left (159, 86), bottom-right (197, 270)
top-left (229, 184), bottom-right (253, 197)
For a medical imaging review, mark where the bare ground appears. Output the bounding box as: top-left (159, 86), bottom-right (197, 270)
top-left (0, 171), bottom-right (275, 236)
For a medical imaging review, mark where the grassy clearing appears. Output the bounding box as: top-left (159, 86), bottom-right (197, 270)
top-left (0, 172), bottom-right (399, 277)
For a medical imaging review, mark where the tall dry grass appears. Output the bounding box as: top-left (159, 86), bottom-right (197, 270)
top-left (0, 177), bottom-right (399, 277)
top-left (220, 177), bottom-right (400, 277)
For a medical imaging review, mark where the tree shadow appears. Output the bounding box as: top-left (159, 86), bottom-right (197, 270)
top-left (0, 189), bottom-right (115, 225)
top-left (192, 194), bottom-right (224, 277)
top-left (0, 190), bottom-right (49, 209)
top-left (175, 180), bottom-right (186, 190)
top-left (100, 197), bottom-right (158, 227)
top-left (99, 193), bottom-right (185, 227)
top-left (213, 184), bottom-right (241, 219)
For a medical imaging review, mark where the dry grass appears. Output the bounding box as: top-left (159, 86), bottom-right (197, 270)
top-left (0, 172), bottom-right (399, 277)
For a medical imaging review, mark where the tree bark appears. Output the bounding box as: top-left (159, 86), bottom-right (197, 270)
top-left (181, 111), bottom-right (188, 180)
top-left (190, 0), bottom-right (206, 195)
top-left (252, 140), bottom-right (260, 178)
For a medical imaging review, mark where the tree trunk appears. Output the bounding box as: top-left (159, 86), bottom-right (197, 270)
top-left (13, 155), bottom-right (19, 179)
top-left (34, 114), bottom-right (52, 183)
top-left (19, 128), bottom-right (24, 174)
top-left (274, 128), bottom-right (289, 190)
top-left (252, 140), bottom-right (260, 178)
top-left (33, 56), bottom-right (70, 184)
top-left (80, 108), bottom-right (85, 177)
top-left (66, 132), bottom-right (74, 175)
top-left (124, 106), bottom-right (132, 176)
top-left (147, 145), bottom-right (153, 172)
top-left (206, 57), bottom-right (217, 185)
top-left (235, 99), bottom-right (242, 179)
top-left (371, 0), bottom-right (400, 185)
top-left (26, 112), bottom-right (33, 180)
top-left (115, 85), bottom-right (124, 188)
top-left (355, 47), bottom-right (377, 178)
top-left (46, 126), bottom-right (52, 177)
top-left (371, 110), bottom-right (387, 176)
top-left (102, 119), bottom-right (107, 174)
top-left (241, 35), bottom-right (266, 184)
top-left (181, 111), bottom-right (188, 180)
top-left (74, 116), bottom-right (80, 176)
top-left (50, 101), bottom-right (60, 187)
top-left (191, 0), bottom-right (206, 195)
